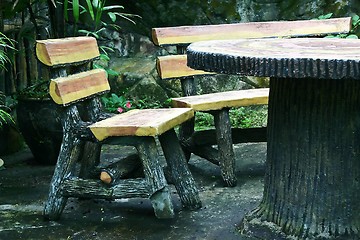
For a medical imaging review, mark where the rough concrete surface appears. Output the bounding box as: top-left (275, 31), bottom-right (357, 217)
top-left (0, 142), bottom-right (266, 240)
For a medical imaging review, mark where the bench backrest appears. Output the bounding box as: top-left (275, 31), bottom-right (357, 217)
top-left (36, 36), bottom-right (110, 106)
top-left (152, 17), bottom-right (351, 46)
top-left (153, 17), bottom-right (352, 80)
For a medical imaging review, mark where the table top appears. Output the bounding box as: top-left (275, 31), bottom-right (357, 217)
top-left (187, 38), bottom-right (360, 79)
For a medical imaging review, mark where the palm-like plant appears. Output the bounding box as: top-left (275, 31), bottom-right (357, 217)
top-left (0, 32), bottom-right (15, 129)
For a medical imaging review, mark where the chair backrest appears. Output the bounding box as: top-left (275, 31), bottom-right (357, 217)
top-left (36, 36), bottom-right (110, 106)
top-left (152, 17), bottom-right (351, 46)
top-left (153, 17), bottom-right (352, 80)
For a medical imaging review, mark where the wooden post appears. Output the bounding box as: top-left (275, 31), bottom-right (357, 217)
top-left (213, 109), bottom-right (237, 187)
top-left (44, 106), bottom-right (83, 220)
top-left (159, 129), bottom-right (202, 210)
top-left (136, 136), bottom-right (175, 218)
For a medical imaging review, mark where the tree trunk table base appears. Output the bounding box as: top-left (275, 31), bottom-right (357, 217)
top-left (239, 77), bottom-right (360, 239)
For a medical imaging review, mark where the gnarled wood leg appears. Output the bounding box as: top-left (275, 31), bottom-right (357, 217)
top-left (136, 137), bottom-right (174, 218)
top-left (44, 107), bottom-right (83, 220)
top-left (179, 77), bottom-right (197, 161)
top-left (213, 108), bottom-right (237, 187)
top-left (159, 129), bottom-right (202, 210)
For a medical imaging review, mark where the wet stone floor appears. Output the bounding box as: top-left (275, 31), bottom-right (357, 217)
top-left (0, 143), bottom-right (266, 240)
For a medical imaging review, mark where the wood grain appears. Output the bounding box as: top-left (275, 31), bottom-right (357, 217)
top-left (90, 108), bottom-right (194, 140)
top-left (49, 68), bottom-right (110, 105)
top-left (172, 88), bottom-right (269, 111)
top-left (36, 36), bottom-right (100, 66)
top-left (187, 38), bottom-right (360, 80)
top-left (152, 17), bottom-right (351, 46)
top-left (157, 55), bottom-right (214, 79)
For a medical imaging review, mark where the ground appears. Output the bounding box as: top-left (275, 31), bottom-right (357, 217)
top-left (0, 142), bottom-right (266, 240)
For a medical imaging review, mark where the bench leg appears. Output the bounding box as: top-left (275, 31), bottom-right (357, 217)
top-left (213, 109), bottom-right (237, 187)
top-left (44, 134), bottom-right (82, 220)
top-left (136, 137), bottom-right (174, 218)
top-left (79, 141), bottom-right (101, 178)
top-left (159, 129), bottom-right (202, 210)
top-left (179, 77), bottom-right (197, 161)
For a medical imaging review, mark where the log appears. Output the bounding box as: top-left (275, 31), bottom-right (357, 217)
top-left (100, 153), bottom-right (142, 185)
top-left (213, 109), bottom-right (236, 187)
top-left (136, 136), bottom-right (174, 218)
top-left (157, 55), bottom-right (213, 79)
top-left (49, 68), bottom-right (110, 106)
top-left (61, 178), bottom-right (150, 199)
top-left (44, 106), bottom-right (83, 220)
top-left (159, 129), bottom-right (202, 210)
top-left (89, 108), bottom-right (194, 141)
top-left (36, 36), bottom-right (100, 66)
top-left (152, 17), bottom-right (351, 46)
top-left (172, 88), bottom-right (269, 111)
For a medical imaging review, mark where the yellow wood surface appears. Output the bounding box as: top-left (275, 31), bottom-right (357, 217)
top-left (36, 36), bottom-right (100, 66)
top-left (157, 55), bottom-right (214, 79)
top-left (152, 17), bottom-right (351, 46)
top-left (49, 68), bottom-right (110, 105)
top-left (172, 88), bottom-right (269, 111)
top-left (90, 108), bottom-right (194, 141)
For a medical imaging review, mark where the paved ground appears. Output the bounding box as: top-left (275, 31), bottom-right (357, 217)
top-left (0, 142), bottom-right (266, 240)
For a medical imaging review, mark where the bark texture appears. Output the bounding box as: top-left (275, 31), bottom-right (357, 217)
top-left (242, 77), bottom-right (360, 239)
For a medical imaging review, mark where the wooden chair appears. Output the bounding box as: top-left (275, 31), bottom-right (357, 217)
top-left (36, 36), bottom-right (201, 220)
top-left (152, 17), bottom-right (352, 187)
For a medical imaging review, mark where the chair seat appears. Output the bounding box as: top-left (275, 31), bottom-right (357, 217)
top-left (171, 88), bottom-right (269, 112)
top-left (90, 108), bottom-right (194, 141)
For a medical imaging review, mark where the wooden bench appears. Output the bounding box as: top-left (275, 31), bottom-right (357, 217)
top-left (36, 36), bottom-right (201, 220)
top-left (152, 17), bottom-right (352, 187)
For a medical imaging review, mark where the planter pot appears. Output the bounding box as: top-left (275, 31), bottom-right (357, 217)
top-left (0, 124), bottom-right (23, 156)
top-left (16, 98), bottom-right (63, 165)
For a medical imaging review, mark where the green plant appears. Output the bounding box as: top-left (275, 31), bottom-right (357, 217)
top-left (194, 105), bottom-right (268, 131)
top-left (0, 32), bottom-right (14, 70)
top-left (0, 32), bottom-right (15, 129)
top-left (101, 93), bottom-right (134, 113)
top-left (101, 93), bottom-right (171, 114)
top-left (0, 94), bottom-right (15, 129)
top-left (64, 0), bottom-right (139, 76)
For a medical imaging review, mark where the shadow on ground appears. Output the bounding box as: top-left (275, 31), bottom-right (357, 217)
top-left (0, 142), bottom-right (266, 240)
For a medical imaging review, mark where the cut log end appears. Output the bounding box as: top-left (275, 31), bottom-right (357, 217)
top-left (100, 171), bottom-right (112, 184)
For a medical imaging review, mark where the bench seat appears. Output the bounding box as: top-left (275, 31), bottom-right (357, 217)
top-left (172, 88), bottom-right (269, 111)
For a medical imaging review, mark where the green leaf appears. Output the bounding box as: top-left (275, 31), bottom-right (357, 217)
top-left (106, 69), bottom-right (119, 76)
top-left (352, 14), bottom-right (360, 25)
top-left (318, 13), bottom-right (333, 20)
top-left (85, 0), bottom-right (95, 20)
top-left (73, 0), bottom-right (80, 23)
top-left (346, 34), bottom-right (358, 39)
top-left (108, 12), bottom-right (116, 22)
top-left (64, 0), bottom-right (69, 21)
top-left (103, 5), bottom-right (124, 11)
top-left (99, 54), bottom-right (110, 61)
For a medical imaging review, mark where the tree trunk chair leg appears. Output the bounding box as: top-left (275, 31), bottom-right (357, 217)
top-left (79, 141), bottom-right (101, 178)
top-left (79, 98), bottom-right (102, 178)
top-left (136, 137), bottom-right (175, 218)
top-left (44, 107), bottom-right (83, 220)
top-left (179, 77), bottom-right (197, 161)
top-left (159, 129), bottom-right (202, 210)
top-left (213, 109), bottom-right (237, 187)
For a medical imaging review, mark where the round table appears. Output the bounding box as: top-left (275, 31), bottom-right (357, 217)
top-left (187, 38), bottom-right (360, 239)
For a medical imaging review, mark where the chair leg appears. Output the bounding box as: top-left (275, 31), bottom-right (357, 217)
top-left (178, 118), bottom-right (195, 161)
top-left (44, 135), bottom-right (82, 220)
top-left (213, 109), bottom-right (237, 187)
top-left (136, 137), bottom-right (174, 218)
top-left (159, 129), bottom-right (202, 210)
